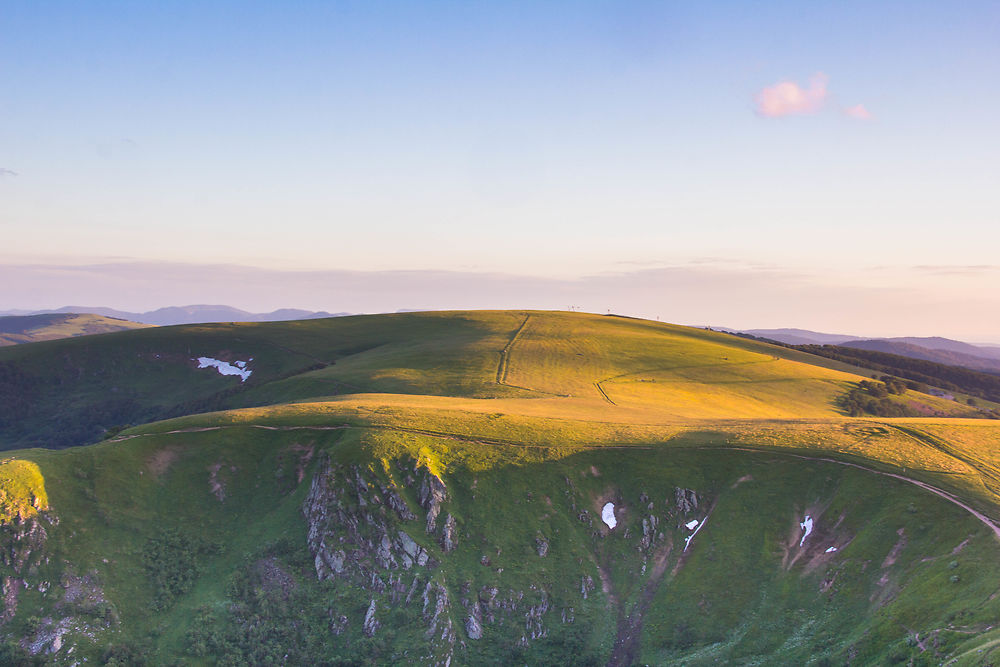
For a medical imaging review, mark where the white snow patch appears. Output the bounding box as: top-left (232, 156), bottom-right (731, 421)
top-left (195, 357), bottom-right (252, 382)
top-left (799, 515), bottom-right (813, 547)
top-left (601, 503), bottom-right (617, 529)
top-left (685, 519), bottom-right (700, 530)
top-left (683, 516), bottom-right (707, 552)
top-left (825, 547), bottom-right (837, 553)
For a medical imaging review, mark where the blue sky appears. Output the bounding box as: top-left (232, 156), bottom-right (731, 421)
top-left (2, 1), bottom-right (998, 337)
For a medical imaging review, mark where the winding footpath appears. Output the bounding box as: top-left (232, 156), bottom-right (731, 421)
top-left (109, 424), bottom-right (1000, 539)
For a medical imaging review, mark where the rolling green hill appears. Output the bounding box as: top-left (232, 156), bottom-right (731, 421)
top-left (0, 311), bottom-right (999, 665)
top-left (0, 313), bottom-right (151, 347)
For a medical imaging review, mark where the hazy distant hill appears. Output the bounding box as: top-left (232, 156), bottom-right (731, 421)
top-left (0, 313), bottom-right (151, 346)
top-left (861, 336), bottom-right (1000, 361)
top-left (0, 304), bottom-right (349, 326)
top-left (733, 328), bottom-right (1000, 372)
top-left (841, 340), bottom-right (1000, 374)
top-left (739, 328), bottom-right (860, 345)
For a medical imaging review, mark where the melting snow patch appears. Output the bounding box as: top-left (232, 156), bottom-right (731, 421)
top-left (685, 519), bottom-right (700, 530)
top-left (683, 516), bottom-right (707, 552)
top-left (195, 357), bottom-right (252, 382)
top-left (799, 516), bottom-right (813, 547)
top-left (601, 503), bottom-right (617, 529)
top-left (825, 547), bottom-right (837, 553)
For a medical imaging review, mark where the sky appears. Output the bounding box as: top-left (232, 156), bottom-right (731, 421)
top-left (2, 1), bottom-right (999, 339)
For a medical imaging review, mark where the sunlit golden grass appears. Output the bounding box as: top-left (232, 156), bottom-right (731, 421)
top-left (0, 458), bottom-right (49, 523)
top-left (121, 390), bottom-right (1000, 519)
top-left (29, 308), bottom-right (983, 514)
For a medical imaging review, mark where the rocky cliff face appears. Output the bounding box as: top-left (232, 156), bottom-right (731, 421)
top-left (0, 461), bottom-right (116, 664)
top-left (0, 444), bottom-right (973, 665)
top-left (0, 509), bottom-right (50, 625)
top-left (303, 460), bottom-right (596, 666)
top-left (303, 455), bottom-right (459, 664)
top-left (0, 509), bottom-right (116, 662)
top-left (300, 453), bottom-right (724, 665)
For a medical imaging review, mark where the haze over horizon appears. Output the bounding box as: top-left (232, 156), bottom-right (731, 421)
top-left (2, 1), bottom-right (998, 339)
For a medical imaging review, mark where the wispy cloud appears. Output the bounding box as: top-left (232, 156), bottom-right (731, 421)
top-left (3, 260), bottom-right (999, 341)
top-left (912, 264), bottom-right (999, 275)
top-left (0, 168), bottom-right (18, 177)
top-left (844, 103), bottom-right (873, 120)
top-left (754, 73), bottom-right (828, 117)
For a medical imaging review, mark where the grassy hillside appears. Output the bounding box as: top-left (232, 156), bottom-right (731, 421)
top-left (0, 310), bottom-right (999, 664)
top-left (794, 342), bottom-right (1000, 406)
top-left (0, 313), bottom-right (151, 347)
top-left (0, 311), bottom-right (979, 449)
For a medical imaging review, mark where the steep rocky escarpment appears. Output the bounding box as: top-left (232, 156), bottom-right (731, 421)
top-left (0, 441), bottom-right (993, 665)
top-left (303, 456), bottom-right (464, 665)
top-left (0, 460), bottom-right (52, 627)
top-left (0, 460), bottom-right (116, 662)
top-left (297, 446), bottom-right (1000, 666)
top-left (302, 454), bottom-right (614, 665)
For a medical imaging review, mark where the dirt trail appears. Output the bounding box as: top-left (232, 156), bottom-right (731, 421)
top-left (109, 422), bottom-right (660, 452)
top-left (490, 315), bottom-right (566, 397)
top-left (608, 538), bottom-right (676, 667)
top-left (888, 424), bottom-right (1000, 498)
top-left (594, 382), bottom-right (617, 406)
top-left (496, 314), bottom-right (531, 385)
top-left (598, 358), bottom-right (780, 386)
top-left (112, 424), bottom-right (1000, 538)
top-left (738, 448), bottom-right (1000, 540)
top-left (817, 457), bottom-right (1000, 539)
top-left (109, 424), bottom-right (351, 442)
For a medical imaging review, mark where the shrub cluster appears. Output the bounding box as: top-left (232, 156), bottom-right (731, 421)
top-left (142, 528), bottom-right (221, 610)
top-left (842, 380), bottom-right (914, 417)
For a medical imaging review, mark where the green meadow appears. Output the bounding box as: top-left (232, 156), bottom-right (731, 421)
top-left (1, 310), bottom-right (999, 664)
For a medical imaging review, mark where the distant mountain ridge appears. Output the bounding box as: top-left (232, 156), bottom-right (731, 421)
top-left (862, 336), bottom-right (1000, 361)
top-left (739, 328), bottom-right (861, 346)
top-left (0, 305), bottom-right (349, 326)
top-left (840, 340), bottom-right (1000, 374)
top-left (728, 327), bottom-right (1000, 375)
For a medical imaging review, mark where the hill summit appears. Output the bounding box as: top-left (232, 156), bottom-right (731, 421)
top-left (0, 310), bottom-right (998, 664)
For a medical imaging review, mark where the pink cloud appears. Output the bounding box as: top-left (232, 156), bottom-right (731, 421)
top-left (754, 73), bottom-right (829, 117)
top-left (844, 103), bottom-right (873, 120)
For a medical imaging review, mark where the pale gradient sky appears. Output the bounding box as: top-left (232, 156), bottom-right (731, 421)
top-left (2, 2), bottom-right (998, 337)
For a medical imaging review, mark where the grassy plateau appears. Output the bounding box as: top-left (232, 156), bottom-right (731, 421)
top-left (0, 310), bottom-right (998, 665)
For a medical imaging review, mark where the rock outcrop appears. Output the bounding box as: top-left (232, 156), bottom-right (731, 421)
top-left (303, 456), bottom-right (458, 665)
top-left (674, 487), bottom-right (699, 514)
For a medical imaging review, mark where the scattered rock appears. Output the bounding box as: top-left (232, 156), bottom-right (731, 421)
top-left (535, 537), bottom-right (549, 558)
top-left (363, 599), bottom-right (380, 637)
top-left (640, 515), bottom-right (659, 551)
top-left (1, 576), bottom-right (20, 624)
top-left (441, 514), bottom-right (457, 553)
top-left (208, 463), bottom-right (227, 502)
top-left (330, 612), bottom-right (349, 636)
top-left (674, 488), bottom-right (698, 514)
top-left (419, 472), bottom-right (448, 533)
top-left (465, 612), bottom-right (483, 640)
top-left (387, 490), bottom-right (417, 521)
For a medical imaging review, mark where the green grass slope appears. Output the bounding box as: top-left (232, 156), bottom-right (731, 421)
top-left (0, 310), bottom-right (978, 449)
top-left (1, 422), bottom-right (1000, 665)
top-left (0, 310), bottom-right (998, 664)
